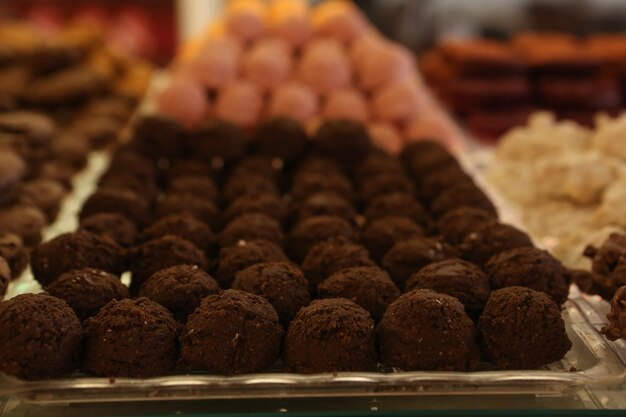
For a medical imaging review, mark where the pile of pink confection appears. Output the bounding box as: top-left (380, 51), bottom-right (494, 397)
top-left (155, 0), bottom-right (463, 154)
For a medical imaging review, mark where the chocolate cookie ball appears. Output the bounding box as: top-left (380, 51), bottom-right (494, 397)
top-left (79, 213), bottom-right (139, 248)
top-left (131, 115), bottom-right (185, 159)
top-left (0, 293), bottom-right (82, 380)
top-left (461, 222), bottom-right (534, 267)
top-left (377, 289), bottom-right (479, 371)
top-left (232, 262), bottom-right (310, 327)
top-left (142, 214), bottom-right (216, 258)
top-left (83, 298), bottom-right (178, 377)
top-left (98, 173), bottom-right (158, 205)
top-left (435, 207), bottom-right (496, 246)
top-left (291, 172), bottom-right (355, 202)
top-left (302, 237), bottom-right (375, 291)
top-left (478, 287), bottom-right (572, 369)
top-left (180, 290), bottom-right (283, 375)
top-left (139, 265), bottom-right (220, 322)
top-left (584, 233), bottom-right (626, 278)
top-left (314, 119), bottom-right (373, 165)
top-left (0, 204), bottom-right (47, 246)
top-left (166, 159), bottom-right (213, 181)
top-left (223, 194), bottom-right (288, 224)
top-left (485, 247), bottom-right (570, 305)
top-left (291, 192), bottom-right (356, 225)
top-left (188, 118), bottom-right (248, 164)
top-left (382, 238), bottom-right (459, 288)
top-left (223, 174), bottom-right (280, 202)
top-left (429, 183), bottom-right (498, 219)
top-left (400, 140), bottom-right (451, 167)
top-left (168, 175), bottom-right (219, 203)
top-left (403, 143), bottom-right (460, 180)
top-left (229, 155), bottom-right (282, 182)
top-left (286, 216), bottom-right (359, 262)
top-left (405, 259), bottom-right (490, 320)
top-left (218, 213), bottom-right (285, 248)
top-left (19, 178), bottom-right (65, 222)
top-left (155, 193), bottom-right (220, 230)
top-left (363, 216), bottom-right (424, 261)
top-left (46, 268), bottom-right (129, 321)
top-left (418, 164), bottom-right (474, 202)
top-left (80, 188), bottom-right (150, 226)
top-left (130, 235), bottom-right (208, 292)
top-left (360, 174), bottom-right (416, 203)
top-left (31, 231), bottom-right (126, 287)
top-left (363, 193), bottom-right (431, 229)
top-left (295, 156), bottom-right (344, 177)
top-left (252, 117), bottom-right (308, 163)
top-left (0, 257), bottom-right (9, 299)
top-left (216, 240), bottom-right (288, 288)
top-left (106, 148), bottom-right (157, 183)
top-left (317, 266), bottom-right (401, 322)
top-left (0, 232), bottom-right (28, 278)
top-left (602, 286), bottom-right (626, 341)
top-left (283, 299), bottom-right (376, 373)
top-left (0, 150), bottom-right (26, 205)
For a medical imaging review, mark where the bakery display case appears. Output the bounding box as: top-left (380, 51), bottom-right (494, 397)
top-left (1, 1), bottom-right (626, 416)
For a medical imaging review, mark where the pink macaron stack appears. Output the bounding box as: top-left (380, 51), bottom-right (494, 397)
top-left (156, 0), bottom-right (462, 153)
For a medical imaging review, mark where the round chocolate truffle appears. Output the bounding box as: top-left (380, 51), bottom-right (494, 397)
top-left (295, 156), bottom-right (343, 177)
top-left (377, 289), bottom-right (479, 371)
top-left (291, 172), bottom-right (355, 203)
top-left (223, 174), bottom-right (280, 202)
top-left (485, 247), bottom-right (570, 305)
top-left (382, 238), bottom-right (459, 288)
top-left (301, 237), bottom-right (375, 291)
top-left (166, 159), bottom-right (213, 181)
top-left (252, 117), bottom-right (308, 163)
top-left (584, 233), bottom-right (626, 278)
top-left (314, 119), bottom-right (373, 165)
top-left (80, 188), bottom-right (150, 226)
top-left (429, 183), bottom-right (498, 219)
top-left (400, 140), bottom-right (451, 167)
top-left (130, 235), bottom-right (207, 291)
top-left (232, 262), bottom-right (310, 327)
top-left (405, 259), bottom-right (490, 320)
top-left (0, 257), bottom-right (9, 299)
top-left (31, 231), bottom-right (126, 287)
top-left (478, 286), bottom-right (572, 369)
top-left (106, 149), bottom-right (157, 182)
top-left (317, 266), bottom-right (401, 322)
top-left (83, 298), bottom-right (178, 377)
top-left (292, 192), bottom-right (356, 225)
top-left (362, 216), bottom-right (424, 261)
top-left (180, 289), bottom-right (283, 375)
top-left (139, 265), bottom-right (220, 322)
top-left (0, 293), bottom-right (82, 380)
top-left (0, 204), bottom-right (47, 246)
top-left (46, 268), bottom-right (129, 321)
top-left (19, 178), bottom-right (65, 222)
top-left (602, 286), bottom-right (626, 341)
top-left (142, 214), bottom-right (216, 258)
top-left (79, 212), bottom-right (139, 248)
top-left (0, 150), bottom-right (26, 206)
top-left (403, 144), bottom-right (460, 181)
top-left (283, 298), bottom-right (376, 373)
top-left (98, 173), bottom-right (158, 205)
top-left (216, 240), bottom-right (289, 289)
top-left (286, 216), bottom-right (359, 262)
top-left (155, 193), bottom-right (220, 230)
top-left (461, 222), bottom-right (534, 267)
top-left (363, 193), bottom-right (431, 229)
top-left (360, 174), bottom-right (415, 203)
top-left (418, 164), bottom-right (475, 202)
top-left (0, 232), bottom-right (28, 278)
top-left (229, 155), bottom-right (282, 182)
top-left (224, 194), bottom-right (288, 224)
top-left (131, 114), bottom-right (186, 159)
top-left (187, 118), bottom-right (248, 164)
top-left (435, 207), bottom-right (496, 246)
top-left (168, 175), bottom-right (219, 203)
top-left (218, 213), bottom-right (285, 248)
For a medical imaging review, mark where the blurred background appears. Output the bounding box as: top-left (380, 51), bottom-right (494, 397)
top-left (2, 0), bottom-right (626, 65)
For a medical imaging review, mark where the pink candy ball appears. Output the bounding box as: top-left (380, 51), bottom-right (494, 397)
top-left (188, 37), bottom-right (241, 90)
top-left (372, 81), bottom-right (421, 123)
top-left (405, 111), bottom-right (462, 151)
top-left (357, 42), bottom-right (415, 91)
top-left (269, 0), bottom-right (313, 48)
top-left (368, 122), bottom-right (404, 155)
top-left (268, 82), bottom-right (319, 124)
top-left (226, 0), bottom-right (267, 42)
top-left (156, 77), bottom-right (209, 128)
top-left (298, 39), bottom-right (352, 95)
top-left (322, 89), bottom-right (369, 123)
top-left (215, 81), bottom-right (264, 127)
top-left (243, 38), bottom-right (292, 91)
top-left (312, 0), bottom-right (367, 44)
